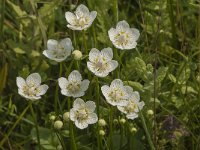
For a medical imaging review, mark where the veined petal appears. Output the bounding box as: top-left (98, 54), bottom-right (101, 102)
top-left (71, 91), bottom-right (85, 98)
top-left (108, 28), bottom-right (117, 42)
top-left (89, 11), bottom-right (97, 23)
top-left (68, 70), bottom-right (82, 82)
top-left (131, 28), bottom-right (140, 41)
top-left (126, 113), bottom-right (138, 120)
top-left (87, 62), bottom-right (98, 74)
top-left (75, 4), bottom-right (89, 17)
top-left (124, 86), bottom-right (133, 96)
top-left (111, 79), bottom-right (123, 88)
top-left (36, 84), bottom-right (48, 96)
top-left (116, 20), bottom-right (130, 31)
top-left (43, 50), bottom-right (55, 59)
top-left (16, 77), bottom-right (26, 89)
top-left (65, 12), bottom-right (76, 25)
top-left (101, 85), bottom-right (110, 98)
top-left (67, 24), bottom-right (83, 31)
top-left (47, 39), bottom-right (58, 50)
top-left (138, 101), bottom-right (145, 110)
top-left (89, 48), bottom-right (100, 62)
top-left (61, 89), bottom-right (71, 97)
top-left (58, 77), bottom-right (68, 89)
top-left (130, 91), bottom-right (140, 102)
top-left (101, 47), bottom-right (113, 61)
top-left (80, 80), bottom-right (90, 91)
top-left (95, 70), bottom-right (109, 78)
top-left (69, 109), bottom-right (76, 121)
top-left (59, 38), bottom-right (73, 51)
top-left (75, 120), bottom-right (88, 129)
top-left (85, 101), bottom-right (96, 112)
top-left (26, 73), bottom-right (41, 87)
top-left (107, 60), bottom-right (118, 72)
top-left (87, 113), bottom-right (98, 124)
top-left (73, 98), bottom-right (85, 109)
top-left (117, 106), bottom-right (126, 114)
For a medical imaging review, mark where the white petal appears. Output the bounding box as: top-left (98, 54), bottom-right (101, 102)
top-left (67, 24), bottom-right (83, 31)
top-left (138, 101), bottom-right (145, 110)
top-left (124, 86), bottom-right (133, 96)
top-left (117, 106), bottom-right (126, 114)
top-left (75, 120), bottom-right (88, 129)
top-left (68, 70), bottom-right (82, 82)
top-left (87, 113), bottom-right (98, 124)
top-left (108, 28), bottom-right (117, 42)
top-left (75, 4), bottom-right (89, 17)
top-left (47, 39), bottom-right (58, 50)
top-left (59, 38), bottom-right (74, 51)
top-left (89, 11), bottom-right (97, 23)
top-left (87, 62), bottom-right (97, 74)
top-left (85, 101), bottom-right (96, 112)
top-left (131, 28), bottom-right (140, 41)
top-left (95, 71), bottom-right (109, 78)
top-left (107, 60), bottom-right (118, 72)
top-left (65, 12), bottom-right (76, 25)
top-left (36, 84), bottom-right (48, 96)
top-left (69, 109), bottom-right (76, 121)
top-left (116, 20), bottom-right (130, 31)
top-left (16, 77), bottom-right (26, 89)
top-left (130, 91), bottom-right (140, 102)
top-left (101, 85), bottom-right (110, 98)
top-left (111, 79), bottom-right (123, 88)
top-left (101, 47), bottom-right (113, 61)
top-left (61, 89), bottom-right (71, 97)
top-left (58, 77), bottom-right (68, 89)
top-left (73, 98), bottom-right (85, 109)
top-left (71, 91), bottom-right (85, 98)
top-left (26, 73), bottom-right (41, 87)
top-left (80, 80), bottom-right (90, 91)
top-left (126, 113), bottom-right (138, 120)
top-left (89, 48), bottom-right (100, 62)
top-left (43, 50), bottom-right (55, 59)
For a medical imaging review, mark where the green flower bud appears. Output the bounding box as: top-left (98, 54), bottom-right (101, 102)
top-left (54, 120), bottom-right (63, 130)
top-left (72, 50), bottom-right (82, 60)
top-left (99, 130), bottom-right (105, 136)
top-left (98, 119), bottom-right (106, 127)
top-left (63, 112), bottom-right (70, 122)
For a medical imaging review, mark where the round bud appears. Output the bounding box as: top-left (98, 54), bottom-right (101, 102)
top-left (113, 119), bottom-right (118, 124)
top-left (54, 120), bottom-right (63, 130)
top-left (147, 110), bottom-right (154, 116)
top-left (49, 115), bottom-right (56, 121)
top-left (130, 127), bottom-right (137, 133)
top-left (57, 145), bottom-right (63, 150)
top-left (119, 118), bottom-right (126, 124)
top-left (98, 119), bottom-right (106, 127)
top-left (99, 130), bottom-right (105, 136)
top-left (63, 112), bottom-right (70, 122)
top-left (72, 50), bottom-right (82, 60)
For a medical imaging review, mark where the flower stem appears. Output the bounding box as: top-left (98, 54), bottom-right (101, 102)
top-left (54, 63), bottom-right (63, 113)
top-left (109, 107), bottom-right (113, 150)
top-left (140, 111), bottom-right (155, 150)
top-left (82, 30), bottom-right (88, 54)
top-left (0, 101), bottom-right (32, 147)
top-left (68, 97), bottom-right (77, 150)
top-left (30, 104), bottom-right (41, 150)
top-left (113, 0), bottom-right (119, 23)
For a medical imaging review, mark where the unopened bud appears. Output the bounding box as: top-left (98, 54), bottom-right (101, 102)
top-left (98, 119), bottom-right (106, 127)
top-left (130, 127), bottom-right (137, 133)
top-left (49, 115), bottom-right (56, 121)
top-left (54, 120), bottom-right (63, 130)
top-left (119, 118), bottom-right (126, 124)
top-left (63, 112), bottom-right (70, 122)
top-left (99, 130), bottom-right (105, 136)
top-left (72, 50), bottom-right (82, 60)
top-left (147, 110), bottom-right (154, 116)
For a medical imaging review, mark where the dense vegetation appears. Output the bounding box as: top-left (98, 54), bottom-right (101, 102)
top-left (0, 0), bottom-right (200, 149)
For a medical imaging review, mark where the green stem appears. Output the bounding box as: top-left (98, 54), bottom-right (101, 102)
top-left (83, 30), bottom-right (88, 54)
top-left (68, 98), bottom-right (77, 150)
top-left (30, 104), bottom-right (41, 150)
top-left (0, 101), bottom-right (33, 146)
top-left (109, 107), bottom-right (113, 150)
top-left (140, 111), bottom-right (155, 150)
top-left (113, 0), bottom-right (118, 23)
top-left (54, 63), bottom-right (63, 113)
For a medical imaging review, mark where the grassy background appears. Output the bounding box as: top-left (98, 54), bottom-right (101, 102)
top-left (0, 0), bottom-right (200, 149)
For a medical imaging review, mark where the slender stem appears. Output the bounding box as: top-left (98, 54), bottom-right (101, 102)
top-left (68, 97), bottom-right (77, 150)
top-left (140, 111), bottom-right (155, 150)
top-left (73, 31), bottom-right (77, 48)
top-left (113, 0), bottom-right (118, 23)
top-left (83, 30), bottom-right (88, 54)
top-left (30, 104), bottom-right (41, 150)
top-left (109, 107), bottom-right (113, 150)
top-left (0, 101), bottom-right (33, 146)
top-left (54, 63), bottom-right (63, 113)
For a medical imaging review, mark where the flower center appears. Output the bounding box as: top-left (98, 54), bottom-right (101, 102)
top-left (53, 45), bottom-right (67, 59)
top-left (109, 88), bottom-right (125, 102)
top-left (115, 32), bottom-right (129, 46)
top-left (23, 85), bottom-right (37, 97)
top-left (67, 82), bottom-right (80, 93)
top-left (76, 108), bottom-right (88, 121)
top-left (124, 102), bottom-right (138, 113)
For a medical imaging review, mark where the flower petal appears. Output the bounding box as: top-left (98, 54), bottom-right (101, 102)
top-left (87, 113), bottom-right (98, 124)
top-left (65, 12), bottom-right (76, 25)
top-left (89, 48), bottom-right (100, 62)
top-left (101, 47), bottom-right (113, 61)
top-left (107, 60), bottom-right (118, 72)
top-left (36, 84), bottom-right (48, 96)
top-left (131, 28), bottom-right (140, 41)
top-left (130, 91), bottom-right (140, 102)
top-left (101, 85), bottom-right (110, 98)
top-left (70, 109), bottom-right (76, 121)
top-left (73, 98), bottom-right (85, 109)
top-left (59, 38), bottom-right (74, 52)
top-left (43, 50), bottom-right (55, 60)
top-left (68, 70), bottom-right (82, 82)
top-left (89, 11), bottom-right (97, 23)
top-left (47, 39), bottom-right (58, 50)
top-left (58, 77), bottom-right (68, 89)
top-left (108, 28), bottom-right (117, 42)
top-left (75, 4), bottom-right (89, 17)
top-left (26, 73), bottom-right (41, 87)
top-left (16, 77), bottom-right (26, 89)
top-left (116, 20), bottom-right (130, 31)
top-left (71, 91), bottom-right (85, 98)
top-left (85, 101), bottom-right (96, 112)
top-left (87, 62), bottom-right (97, 74)
top-left (126, 113), bottom-right (138, 120)
top-left (111, 79), bottom-right (123, 88)
top-left (80, 80), bottom-right (90, 91)
top-left (75, 120), bottom-right (88, 129)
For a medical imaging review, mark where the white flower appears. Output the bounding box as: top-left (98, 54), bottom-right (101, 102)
top-left (117, 91), bottom-right (145, 120)
top-left (65, 4), bottom-right (97, 30)
top-left (108, 20), bottom-right (140, 50)
top-left (101, 79), bottom-right (132, 106)
top-left (58, 70), bottom-right (90, 98)
top-left (16, 73), bottom-right (48, 100)
top-left (70, 98), bottom-right (98, 129)
top-left (43, 38), bottom-right (73, 62)
top-left (87, 48), bottom-right (118, 77)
